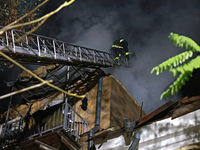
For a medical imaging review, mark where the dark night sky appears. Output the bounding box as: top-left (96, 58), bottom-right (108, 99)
top-left (1, 0), bottom-right (200, 114)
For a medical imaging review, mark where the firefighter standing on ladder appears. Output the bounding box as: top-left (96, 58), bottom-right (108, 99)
top-left (110, 39), bottom-right (131, 66)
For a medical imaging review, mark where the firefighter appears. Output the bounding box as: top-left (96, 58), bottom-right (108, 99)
top-left (110, 39), bottom-right (130, 62)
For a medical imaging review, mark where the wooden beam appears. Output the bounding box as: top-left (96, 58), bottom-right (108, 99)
top-left (180, 95), bottom-right (200, 104)
top-left (34, 140), bottom-right (58, 150)
top-left (60, 136), bottom-right (77, 150)
top-left (138, 101), bottom-right (173, 126)
top-left (57, 130), bottom-right (80, 150)
top-left (172, 100), bottom-right (200, 119)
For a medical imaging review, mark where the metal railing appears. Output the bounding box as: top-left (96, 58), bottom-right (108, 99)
top-left (0, 103), bottom-right (87, 146)
top-left (0, 27), bottom-right (118, 67)
top-left (0, 117), bottom-right (25, 142)
top-left (28, 102), bottom-right (87, 141)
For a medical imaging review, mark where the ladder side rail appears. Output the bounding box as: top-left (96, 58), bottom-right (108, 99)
top-left (71, 46), bottom-right (80, 57)
top-left (62, 41), bottom-right (111, 55)
top-left (82, 48), bottom-right (91, 60)
top-left (11, 30), bottom-right (16, 52)
top-left (87, 49), bottom-right (100, 62)
top-left (91, 50), bottom-right (102, 63)
top-left (2, 28), bottom-right (119, 66)
top-left (13, 30), bottom-right (29, 49)
top-left (69, 46), bottom-right (84, 61)
top-left (54, 40), bottom-right (65, 55)
top-left (63, 43), bottom-right (73, 56)
top-left (44, 39), bottom-right (58, 58)
top-left (99, 52), bottom-right (106, 65)
top-left (36, 36), bottom-right (41, 56)
top-left (13, 30), bottom-right (26, 48)
top-left (79, 46), bottom-right (82, 61)
top-left (42, 40), bottom-right (47, 53)
top-left (26, 34), bottom-right (39, 50)
top-left (25, 35), bottom-right (28, 45)
top-left (12, 30), bottom-right (29, 48)
top-left (93, 50), bottom-right (96, 63)
top-left (25, 32), bottom-right (54, 58)
top-left (42, 38), bottom-right (54, 49)
top-left (4, 28), bottom-right (117, 57)
top-left (102, 52), bottom-right (113, 63)
top-left (38, 37), bottom-right (58, 59)
top-left (100, 52), bottom-right (116, 65)
top-left (38, 36), bottom-right (55, 58)
top-left (61, 41), bottom-right (115, 65)
top-left (92, 50), bottom-right (100, 64)
top-left (5, 30), bottom-right (16, 49)
top-left (101, 52), bottom-right (110, 65)
top-left (5, 30), bottom-right (9, 46)
top-left (38, 36), bottom-right (48, 54)
top-left (105, 53), bottom-right (117, 66)
top-left (79, 47), bottom-right (94, 63)
top-left (53, 40), bottom-right (56, 59)
top-left (95, 51), bottom-right (105, 65)
top-left (18, 32), bottom-right (40, 56)
top-left (62, 43), bottom-right (65, 55)
top-left (83, 47), bottom-right (94, 56)
top-left (45, 39), bottom-right (54, 52)
top-left (0, 31), bottom-right (6, 47)
top-left (45, 39), bottom-right (56, 51)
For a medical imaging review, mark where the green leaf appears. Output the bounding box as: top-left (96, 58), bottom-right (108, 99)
top-left (171, 69), bottom-right (178, 77)
top-left (181, 77), bottom-right (185, 85)
top-left (152, 33), bottom-right (200, 100)
top-left (184, 73), bottom-right (189, 81)
top-left (169, 33), bottom-right (200, 52)
top-left (171, 86), bottom-right (175, 95)
top-left (175, 85), bottom-right (178, 93)
top-left (166, 89), bottom-right (171, 99)
top-left (189, 50), bottom-right (193, 57)
top-left (150, 67), bottom-right (158, 74)
top-left (160, 92), bottom-right (165, 100)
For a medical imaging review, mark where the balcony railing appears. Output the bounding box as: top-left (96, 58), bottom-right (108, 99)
top-left (27, 102), bottom-right (87, 142)
top-left (0, 102), bottom-right (87, 148)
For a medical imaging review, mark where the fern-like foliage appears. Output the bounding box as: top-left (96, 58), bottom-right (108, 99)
top-left (151, 33), bottom-right (200, 100)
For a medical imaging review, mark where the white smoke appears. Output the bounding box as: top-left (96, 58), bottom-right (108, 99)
top-left (41, 0), bottom-right (200, 114)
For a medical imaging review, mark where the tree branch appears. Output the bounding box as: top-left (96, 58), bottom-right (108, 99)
top-left (0, 0), bottom-right (75, 35)
top-left (0, 80), bottom-right (53, 100)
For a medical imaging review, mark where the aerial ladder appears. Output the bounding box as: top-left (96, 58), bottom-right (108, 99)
top-left (0, 26), bottom-right (119, 67)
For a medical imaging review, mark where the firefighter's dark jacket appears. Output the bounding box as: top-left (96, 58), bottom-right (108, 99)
top-left (112, 39), bottom-right (129, 55)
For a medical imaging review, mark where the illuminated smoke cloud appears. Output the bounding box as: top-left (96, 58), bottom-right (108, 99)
top-left (36, 0), bottom-right (200, 113)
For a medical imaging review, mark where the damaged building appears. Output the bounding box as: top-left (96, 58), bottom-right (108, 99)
top-left (1, 27), bottom-right (200, 150)
top-left (0, 27), bottom-right (145, 150)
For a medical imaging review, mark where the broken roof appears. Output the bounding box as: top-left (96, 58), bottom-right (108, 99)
top-left (13, 64), bottom-right (105, 103)
top-left (81, 95), bottom-right (200, 147)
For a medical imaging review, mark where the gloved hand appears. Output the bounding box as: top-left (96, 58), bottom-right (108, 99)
top-left (114, 56), bottom-right (120, 60)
